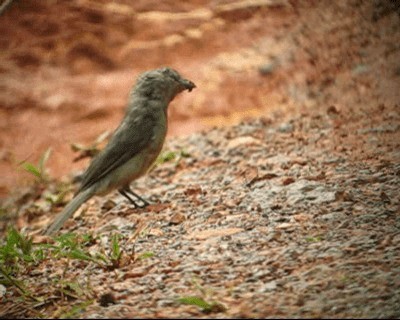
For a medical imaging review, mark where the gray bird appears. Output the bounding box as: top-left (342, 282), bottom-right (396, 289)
top-left (44, 67), bottom-right (195, 235)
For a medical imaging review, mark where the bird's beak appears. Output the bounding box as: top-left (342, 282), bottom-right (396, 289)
top-left (180, 78), bottom-right (196, 92)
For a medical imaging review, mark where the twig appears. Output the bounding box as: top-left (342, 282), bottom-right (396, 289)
top-left (0, 0), bottom-right (15, 16)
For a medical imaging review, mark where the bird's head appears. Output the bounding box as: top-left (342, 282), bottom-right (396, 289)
top-left (134, 67), bottom-right (196, 102)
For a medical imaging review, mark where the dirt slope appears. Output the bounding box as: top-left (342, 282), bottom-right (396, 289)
top-left (0, 0), bottom-right (399, 318)
top-left (2, 0), bottom-right (398, 198)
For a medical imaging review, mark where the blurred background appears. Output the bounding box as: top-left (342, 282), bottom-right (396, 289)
top-left (0, 0), bottom-right (399, 198)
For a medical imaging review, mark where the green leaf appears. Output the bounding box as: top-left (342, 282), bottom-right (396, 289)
top-left (62, 281), bottom-right (85, 297)
top-left (55, 233), bottom-right (79, 249)
top-left (157, 150), bottom-right (177, 164)
top-left (178, 296), bottom-right (212, 310)
top-left (305, 236), bottom-right (322, 242)
top-left (22, 162), bottom-right (41, 178)
top-left (4, 227), bottom-right (32, 256)
top-left (178, 295), bottom-right (227, 313)
top-left (81, 233), bottom-right (95, 246)
top-left (68, 249), bottom-right (97, 263)
top-left (180, 150), bottom-right (191, 158)
top-left (20, 148), bottom-right (52, 181)
top-left (137, 251), bottom-right (154, 260)
top-left (111, 234), bottom-right (122, 262)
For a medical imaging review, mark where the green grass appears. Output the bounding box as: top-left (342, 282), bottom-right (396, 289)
top-left (154, 149), bottom-right (191, 166)
top-left (178, 278), bottom-right (227, 313)
top-left (137, 251), bottom-right (155, 260)
top-left (107, 233), bottom-right (123, 269)
top-left (0, 225), bottom-right (157, 317)
top-left (0, 227), bottom-right (43, 300)
top-left (0, 226), bottom-right (40, 267)
top-left (0, 228), bottom-right (129, 300)
top-left (20, 148), bottom-right (52, 183)
top-left (305, 235), bottom-right (323, 243)
top-left (0, 227), bottom-right (134, 272)
top-left (178, 296), bottom-right (226, 313)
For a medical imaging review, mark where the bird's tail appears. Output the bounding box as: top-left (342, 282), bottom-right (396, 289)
top-left (44, 188), bottom-right (94, 235)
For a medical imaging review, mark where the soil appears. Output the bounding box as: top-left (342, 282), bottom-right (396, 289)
top-left (0, 0), bottom-right (399, 318)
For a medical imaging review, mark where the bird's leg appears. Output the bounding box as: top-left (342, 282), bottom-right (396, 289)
top-left (126, 188), bottom-right (150, 207)
top-left (118, 186), bottom-right (149, 208)
top-left (118, 189), bottom-right (138, 208)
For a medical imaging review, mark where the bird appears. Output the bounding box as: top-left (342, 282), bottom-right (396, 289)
top-left (44, 67), bottom-right (196, 235)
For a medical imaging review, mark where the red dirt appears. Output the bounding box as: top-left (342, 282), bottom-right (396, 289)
top-left (0, 1), bottom-right (399, 198)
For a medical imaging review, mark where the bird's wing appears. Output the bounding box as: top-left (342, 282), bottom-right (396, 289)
top-left (78, 111), bottom-right (157, 193)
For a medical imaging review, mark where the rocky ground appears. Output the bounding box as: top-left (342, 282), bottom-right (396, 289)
top-left (0, 0), bottom-right (399, 318)
top-left (2, 102), bottom-right (399, 318)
